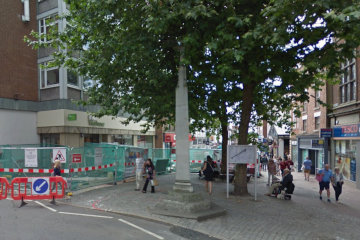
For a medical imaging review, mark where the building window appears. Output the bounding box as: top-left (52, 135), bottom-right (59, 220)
top-left (40, 134), bottom-right (60, 145)
top-left (340, 58), bottom-right (357, 103)
top-left (315, 90), bottom-right (321, 108)
top-left (39, 15), bottom-right (58, 43)
top-left (40, 62), bottom-right (59, 88)
top-left (314, 117), bottom-right (320, 130)
top-left (302, 101), bottom-right (308, 113)
top-left (67, 69), bottom-right (79, 87)
top-left (302, 119), bottom-right (307, 132)
top-left (292, 113), bottom-right (298, 129)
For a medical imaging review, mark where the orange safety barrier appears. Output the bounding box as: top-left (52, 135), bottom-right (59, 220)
top-left (11, 176), bottom-right (67, 205)
top-left (0, 177), bottom-right (10, 200)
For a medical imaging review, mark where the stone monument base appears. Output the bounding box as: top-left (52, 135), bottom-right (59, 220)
top-left (149, 190), bottom-right (226, 221)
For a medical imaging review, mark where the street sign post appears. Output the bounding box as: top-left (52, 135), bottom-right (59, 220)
top-left (227, 145), bottom-right (257, 200)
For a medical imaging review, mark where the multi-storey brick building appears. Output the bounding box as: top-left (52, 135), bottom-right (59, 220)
top-left (0, 0), bottom-right (39, 145)
top-left (291, 85), bottom-right (329, 174)
top-left (0, 0), bottom-right (156, 147)
top-left (328, 54), bottom-right (360, 188)
top-left (291, 54), bottom-right (360, 189)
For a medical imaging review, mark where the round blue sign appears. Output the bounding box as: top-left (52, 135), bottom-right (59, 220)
top-left (33, 179), bottom-right (49, 194)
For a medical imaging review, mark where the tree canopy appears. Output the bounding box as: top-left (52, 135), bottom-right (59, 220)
top-left (27, 0), bottom-right (360, 195)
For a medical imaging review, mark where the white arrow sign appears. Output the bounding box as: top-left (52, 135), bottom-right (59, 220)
top-left (35, 181), bottom-right (47, 192)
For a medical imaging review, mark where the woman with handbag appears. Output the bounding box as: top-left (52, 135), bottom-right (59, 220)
top-left (332, 167), bottom-right (344, 203)
top-left (202, 156), bottom-right (215, 195)
top-left (142, 159), bottom-right (156, 193)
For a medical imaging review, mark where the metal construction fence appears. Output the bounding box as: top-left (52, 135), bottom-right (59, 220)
top-left (0, 143), bottom-right (221, 192)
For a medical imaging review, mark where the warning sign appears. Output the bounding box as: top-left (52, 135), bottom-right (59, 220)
top-left (53, 148), bottom-right (67, 163)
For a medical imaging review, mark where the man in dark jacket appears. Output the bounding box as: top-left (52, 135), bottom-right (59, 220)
top-left (280, 169), bottom-right (294, 194)
top-left (266, 168), bottom-right (294, 196)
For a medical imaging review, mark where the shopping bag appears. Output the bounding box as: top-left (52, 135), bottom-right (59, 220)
top-left (315, 174), bottom-right (323, 182)
top-left (151, 179), bottom-right (159, 186)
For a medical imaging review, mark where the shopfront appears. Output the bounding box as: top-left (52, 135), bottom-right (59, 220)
top-left (297, 136), bottom-right (327, 174)
top-left (37, 109), bottom-right (155, 148)
top-left (332, 124), bottom-right (359, 182)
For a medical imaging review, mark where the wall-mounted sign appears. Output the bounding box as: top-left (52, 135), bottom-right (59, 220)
top-left (333, 124), bottom-right (360, 137)
top-left (311, 140), bottom-right (324, 148)
top-left (164, 133), bottom-right (195, 143)
top-left (320, 128), bottom-right (332, 138)
top-left (68, 114), bottom-right (77, 121)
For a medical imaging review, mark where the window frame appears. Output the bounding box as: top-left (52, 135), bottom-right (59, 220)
top-left (67, 69), bottom-right (81, 89)
top-left (314, 116), bottom-right (320, 130)
top-left (302, 119), bottom-right (307, 132)
top-left (315, 90), bottom-right (321, 108)
top-left (340, 58), bottom-right (357, 104)
top-left (39, 62), bottom-right (60, 89)
top-left (38, 15), bottom-right (58, 43)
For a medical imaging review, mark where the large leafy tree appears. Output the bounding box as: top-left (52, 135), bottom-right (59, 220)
top-left (27, 0), bottom-right (360, 195)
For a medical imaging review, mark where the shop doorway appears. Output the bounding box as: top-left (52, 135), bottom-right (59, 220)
top-left (309, 150), bottom-right (316, 174)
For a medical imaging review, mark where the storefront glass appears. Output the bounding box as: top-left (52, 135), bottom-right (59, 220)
top-left (114, 135), bottom-right (133, 145)
top-left (334, 140), bottom-right (358, 181)
top-left (137, 135), bottom-right (153, 149)
top-left (316, 150), bottom-right (324, 170)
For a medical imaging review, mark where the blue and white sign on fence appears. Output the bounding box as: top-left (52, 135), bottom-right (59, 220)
top-left (32, 178), bottom-right (49, 195)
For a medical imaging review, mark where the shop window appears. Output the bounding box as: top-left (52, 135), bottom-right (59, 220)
top-left (39, 62), bottom-right (59, 88)
top-left (335, 140), bottom-right (357, 181)
top-left (314, 117), bottom-right (320, 130)
top-left (340, 58), bottom-right (357, 103)
top-left (40, 134), bottom-right (60, 145)
top-left (39, 15), bottom-right (58, 43)
top-left (302, 119), bottom-right (307, 132)
top-left (84, 134), bottom-right (99, 143)
top-left (137, 135), bottom-right (153, 149)
top-left (114, 135), bottom-right (133, 145)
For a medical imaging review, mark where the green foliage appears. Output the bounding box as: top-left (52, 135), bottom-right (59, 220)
top-left (24, 0), bottom-right (360, 195)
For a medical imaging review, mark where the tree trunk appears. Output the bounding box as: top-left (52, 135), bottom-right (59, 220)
top-left (220, 122), bottom-right (228, 174)
top-left (233, 82), bottom-right (256, 196)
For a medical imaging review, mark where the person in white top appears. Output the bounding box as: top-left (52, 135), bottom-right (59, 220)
top-left (133, 152), bottom-right (144, 191)
top-left (332, 167), bottom-right (344, 203)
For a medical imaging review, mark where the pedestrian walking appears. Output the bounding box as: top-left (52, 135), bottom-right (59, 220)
top-left (279, 158), bottom-right (287, 175)
top-left (52, 160), bottom-right (61, 191)
top-left (267, 158), bottom-right (277, 186)
top-left (286, 157), bottom-right (294, 172)
top-left (142, 159), bottom-right (156, 193)
top-left (201, 155), bottom-right (215, 195)
top-left (274, 157), bottom-right (280, 176)
top-left (332, 167), bottom-right (344, 203)
top-left (318, 164), bottom-right (333, 202)
top-left (261, 155), bottom-right (268, 171)
top-left (53, 160), bottom-right (61, 177)
top-left (303, 157), bottom-right (312, 181)
top-left (133, 152), bottom-right (144, 191)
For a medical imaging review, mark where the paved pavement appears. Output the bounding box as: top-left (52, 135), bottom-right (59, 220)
top-left (64, 171), bottom-right (360, 240)
top-left (0, 197), bottom-right (188, 240)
